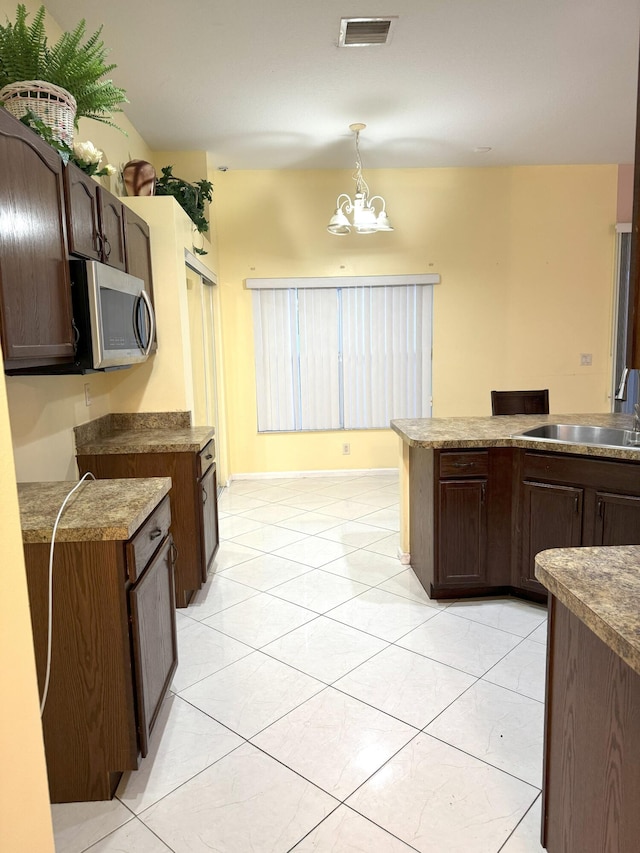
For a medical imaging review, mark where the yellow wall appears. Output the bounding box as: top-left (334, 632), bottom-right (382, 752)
top-left (106, 197), bottom-right (197, 414)
top-left (214, 164), bottom-right (617, 475)
top-left (0, 354), bottom-right (54, 851)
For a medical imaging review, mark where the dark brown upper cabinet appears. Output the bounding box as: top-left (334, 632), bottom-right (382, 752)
top-left (98, 190), bottom-right (127, 271)
top-left (0, 109), bottom-right (75, 371)
top-left (63, 162), bottom-right (102, 261)
top-left (64, 161), bottom-right (127, 271)
top-left (0, 110), bottom-right (155, 375)
top-left (124, 205), bottom-right (155, 302)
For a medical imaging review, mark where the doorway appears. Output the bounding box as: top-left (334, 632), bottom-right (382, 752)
top-left (185, 255), bottom-right (225, 487)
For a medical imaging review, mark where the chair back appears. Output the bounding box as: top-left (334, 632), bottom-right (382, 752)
top-left (491, 389), bottom-right (549, 415)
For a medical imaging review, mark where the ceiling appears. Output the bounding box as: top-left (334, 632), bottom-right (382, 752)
top-left (44, 0), bottom-right (640, 171)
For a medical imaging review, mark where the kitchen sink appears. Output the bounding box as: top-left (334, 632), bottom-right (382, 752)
top-left (513, 423), bottom-right (640, 449)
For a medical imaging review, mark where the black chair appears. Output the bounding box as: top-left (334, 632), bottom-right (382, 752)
top-left (491, 389), bottom-right (549, 415)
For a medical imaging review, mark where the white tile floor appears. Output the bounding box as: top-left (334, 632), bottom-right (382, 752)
top-left (51, 472), bottom-right (548, 853)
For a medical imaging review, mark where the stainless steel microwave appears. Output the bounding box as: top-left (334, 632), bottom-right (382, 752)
top-left (70, 260), bottom-right (155, 370)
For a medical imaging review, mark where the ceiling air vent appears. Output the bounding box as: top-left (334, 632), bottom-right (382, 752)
top-left (338, 17), bottom-right (397, 47)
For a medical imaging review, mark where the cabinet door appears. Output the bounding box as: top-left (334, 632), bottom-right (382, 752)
top-left (124, 206), bottom-right (154, 296)
top-left (124, 205), bottom-right (156, 351)
top-left (0, 110), bottom-right (74, 367)
top-left (594, 492), bottom-right (640, 546)
top-left (521, 481), bottom-right (583, 592)
top-left (98, 189), bottom-right (127, 271)
top-left (64, 162), bottom-right (102, 260)
top-left (438, 479), bottom-right (487, 585)
top-left (200, 463), bottom-right (220, 581)
top-left (129, 535), bottom-right (178, 757)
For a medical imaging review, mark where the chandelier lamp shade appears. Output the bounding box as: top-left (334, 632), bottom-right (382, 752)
top-left (327, 123), bottom-right (394, 235)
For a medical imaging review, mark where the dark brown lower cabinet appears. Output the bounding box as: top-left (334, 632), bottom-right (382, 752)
top-left (23, 496), bottom-right (177, 802)
top-left (411, 447), bottom-right (513, 598)
top-left (130, 536), bottom-right (178, 757)
top-left (77, 439), bottom-right (219, 607)
top-left (520, 481), bottom-right (583, 594)
top-left (438, 479), bottom-right (488, 585)
top-left (410, 446), bottom-right (640, 602)
top-left (594, 491), bottom-right (640, 546)
top-left (542, 597), bottom-right (640, 851)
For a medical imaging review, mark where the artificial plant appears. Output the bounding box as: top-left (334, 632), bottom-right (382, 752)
top-left (154, 165), bottom-right (214, 242)
top-left (18, 111), bottom-right (115, 177)
top-left (0, 4), bottom-right (127, 129)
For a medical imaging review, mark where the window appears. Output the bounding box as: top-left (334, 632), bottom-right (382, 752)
top-left (250, 276), bottom-right (436, 432)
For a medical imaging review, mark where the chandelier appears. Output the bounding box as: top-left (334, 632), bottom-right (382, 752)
top-left (327, 123), bottom-right (394, 235)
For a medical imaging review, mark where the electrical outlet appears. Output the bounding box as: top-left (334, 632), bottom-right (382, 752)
top-left (84, 383), bottom-right (91, 407)
top-left (580, 353), bottom-right (592, 366)
top-left (342, 443), bottom-right (351, 455)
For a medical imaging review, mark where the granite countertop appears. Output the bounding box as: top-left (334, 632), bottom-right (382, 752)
top-left (74, 411), bottom-right (215, 455)
top-left (18, 477), bottom-right (172, 543)
top-left (535, 545), bottom-right (640, 676)
top-left (391, 413), bottom-right (639, 461)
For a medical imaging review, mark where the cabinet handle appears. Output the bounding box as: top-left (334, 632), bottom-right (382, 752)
top-left (205, 453), bottom-right (213, 460)
top-left (574, 495), bottom-right (580, 513)
top-left (452, 461), bottom-right (473, 468)
top-left (481, 482), bottom-right (486, 503)
top-left (597, 497), bottom-right (604, 518)
top-left (95, 232), bottom-right (104, 255)
top-left (170, 542), bottom-right (179, 566)
top-left (149, 527), bottom-right (162, 540)
top-left (72, 320), bottom-right (80, 349)
top-left (103, 237), bottom-right (112, 258)
top-left (202, 487), bottom-right (208, 505)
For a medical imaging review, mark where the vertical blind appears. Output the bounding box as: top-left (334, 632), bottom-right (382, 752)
top-left (252, 283), bottom-right (433, 431)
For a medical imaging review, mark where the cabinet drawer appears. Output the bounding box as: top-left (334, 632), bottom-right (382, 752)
top-left (198, 439), bottom-right (216, 479)
top-left (439, 451), bottom-right (489, 478)
top-left (126, 495), bottom-right (172, 582)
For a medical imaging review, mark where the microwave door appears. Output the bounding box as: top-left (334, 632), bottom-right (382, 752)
top-left (86, 263), bottom-right (150, 368)
top-left (98, 285), bottom-right (143, 365)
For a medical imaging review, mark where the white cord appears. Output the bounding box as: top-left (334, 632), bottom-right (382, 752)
top-left (40, 472), bottom-right (96, 717)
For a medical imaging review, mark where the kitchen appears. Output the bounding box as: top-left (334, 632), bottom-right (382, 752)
top-left (1, 1), bottom-right (640, 851)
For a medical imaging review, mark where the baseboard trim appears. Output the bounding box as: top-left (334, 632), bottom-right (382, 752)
top-left (227, 467), bottom-right (398, 484)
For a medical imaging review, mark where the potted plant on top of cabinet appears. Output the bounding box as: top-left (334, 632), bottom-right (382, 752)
top-left (0, 4), bottom-right (127, 147)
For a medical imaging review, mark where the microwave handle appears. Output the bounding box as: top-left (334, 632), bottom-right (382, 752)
top-left (140, 290), bottom-right (156, 356)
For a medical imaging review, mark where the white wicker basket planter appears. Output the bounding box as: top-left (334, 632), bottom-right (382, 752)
top-left (0, 80), bottom-right (76, 146)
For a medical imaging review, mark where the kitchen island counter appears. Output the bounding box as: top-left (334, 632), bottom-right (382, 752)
top-left (392, 412), bottom-right (638, 461)
top-left (536, 544), bottom-right (640, 674)
top-left (392, 412), bottom-right (640, 601)
top-left (535, 544), bottom-right (640, 851)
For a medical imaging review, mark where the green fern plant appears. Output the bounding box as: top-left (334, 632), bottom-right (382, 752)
top-left (0, 4), bottom-right (127, 130)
